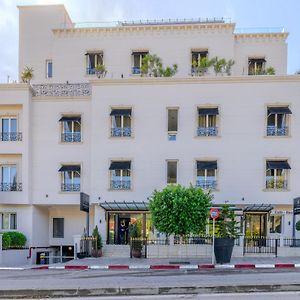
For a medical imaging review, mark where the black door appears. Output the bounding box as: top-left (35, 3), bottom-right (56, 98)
top-left (118, 217), bottom-right (130, 244)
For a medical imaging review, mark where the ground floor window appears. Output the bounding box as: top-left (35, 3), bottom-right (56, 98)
top-left (244, 213), bottom-right (267, 237)
top-left (107, 212), bottom-right (153, 245)
top-left (53, 218), bottom-right (64, 238)
top-left (0, 212), bottom-right (17, 230)
top-left (270, 215), bottom-right (282, 234)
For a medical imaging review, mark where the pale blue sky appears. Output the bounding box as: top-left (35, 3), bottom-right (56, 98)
top-left (0, 0), bottom-right (299, 83)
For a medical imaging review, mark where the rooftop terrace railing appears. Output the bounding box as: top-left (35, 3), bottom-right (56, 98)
top-left (234, 27), bottom-right (285, 34)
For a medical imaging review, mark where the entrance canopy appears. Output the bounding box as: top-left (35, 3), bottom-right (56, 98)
top-left (100, 201), bottom-right (149, 211)
top-left (244, 204), bottom-right (273, 213)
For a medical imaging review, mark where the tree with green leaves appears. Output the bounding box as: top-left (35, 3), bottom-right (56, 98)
top-left (149, 185), bottom-right (212, 236)
top-left (192, 57), bottom-right (214, 76)
top-left (141, 54), bottom-right (178, 77)
top-left (92, 225), bottom-right (103, 250)
top-left (21, 66), bottom-right (34, 83)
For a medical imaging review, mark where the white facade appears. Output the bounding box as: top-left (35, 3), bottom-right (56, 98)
top-left (0, 5), bottom-right (300, 259)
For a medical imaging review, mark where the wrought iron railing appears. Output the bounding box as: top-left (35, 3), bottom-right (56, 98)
top-left (267, 125), bottom-right (288, 136)
top-left (61, 183), bottom-right (80, 192)
top-left (196, 179), bottom-right (217, 190)
top-left (266, 178), bottom-right (288, 190)
top-left (284, 238), bottom-right (300, 247)
top-left (197, 127), bottom-right (218, 136)
top-left (0, 132), bottom-right (22, 141)
top-left (32, 83), bottom-right (91, 97)
top-left (111, 127), bottom-right (132, 137)
top-left (0, 183), bottom-right (22, 192)
top-left (61, 132), bottom-right (81, 142)
top-left (132, 67), bottom-right (141, 74)
top-left (110, 180), bottom-right (131, 190)
top-left (243, 237), bottom-right (279, 256)
top-left (174, 235), bottom-right (212, 245)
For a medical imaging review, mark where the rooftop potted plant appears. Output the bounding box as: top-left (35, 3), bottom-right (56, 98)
top-left (21, 66), bottom-right (34, 83)
top-left (214, 204), bottom-right (240, 264)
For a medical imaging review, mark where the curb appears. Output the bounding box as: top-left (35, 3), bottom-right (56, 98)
top-left (1, 263), bottom-right (296, 271)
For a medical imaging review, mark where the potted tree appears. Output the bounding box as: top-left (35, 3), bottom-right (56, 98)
top-left (21, 66), bottom-right (34, 83)
top-left (129, 222), bottom-right (143, 258)
top-left (95, 63), bottom-right (107, 78)
top-left (91, 225), bottom-right (103, 257)
top-left (214, 204), bottom-right (240, 264)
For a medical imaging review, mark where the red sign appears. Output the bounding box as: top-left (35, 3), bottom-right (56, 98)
top-left (210, 208), bottom-right (220, 219)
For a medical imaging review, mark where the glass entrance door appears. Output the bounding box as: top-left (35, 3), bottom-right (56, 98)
top-left (245, 213), bottom-right (267, 237)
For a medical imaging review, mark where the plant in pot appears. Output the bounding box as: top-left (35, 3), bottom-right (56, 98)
top-left (21, 66), bottom-right (34, 83)
top-left (95, 63), bottom-right (107, 78)
top-left (214, 204), bottom-right (240, 264)
top-left (91, 225), bottom-right (103, 257)
top-left (129, 222), bottom-right (143, 258)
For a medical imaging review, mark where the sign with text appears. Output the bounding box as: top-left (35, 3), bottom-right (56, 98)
top-left (80, 192), bottom-right (90, 213)
top-left (293, 197), bottom-right (300, 215)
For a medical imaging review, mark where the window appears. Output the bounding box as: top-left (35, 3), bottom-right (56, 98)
top-left (46, 60), bottom-right (53, 78)
top-left (0, 165), bottom-right (20, 191)
top-left (110, 109), bottom-right (132, 137)
top-left (267, 107), bottom-right (291, 136)
top-left (167, 161), bottom-right (177, 184)
top-left (53, 218), bottom-right (64, 238)
top-left (191, 50), bottom-right (208, 74)
top-left (132, 51), bottom-right (149, 74)
top-left (86, 52), bottom-right (103, 75)
top-left (167, 109), bottom-right (178, 132)
top-left (197, 107), bottom-right (218, 136)
top-left (109, 161), bottom-right (131, 190)
top-left (266, 160), bottom-right (290, 190)
top-left (59, 116), bottom-right (81, 142)
top-left (196, 161), bottom-right (217, 190)
top-left (270, 215), bottom-right (282, 233)
top-left (59, 165), bottom-right (81, 192)
top-left (1, 117), bottom-right (21, 141)
top-left (248, 58), bottom-right (266, 75)
top-left (1, 213), bottom-right (17, 230)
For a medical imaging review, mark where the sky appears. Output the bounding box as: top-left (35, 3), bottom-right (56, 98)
top-left (0, 0), bottom-right (299, 83)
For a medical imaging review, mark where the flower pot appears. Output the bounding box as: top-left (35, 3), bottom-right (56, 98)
top-left (214, 237), bottom-right (234, 264)
top-left (92, 249), bottom-right (102, 257)
top-left (131, 249), bottom-right (142, 258)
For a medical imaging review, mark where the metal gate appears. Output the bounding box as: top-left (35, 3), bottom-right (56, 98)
top-left (243, 237), bottom-right (278, 256)
top-left (79, 236), bottom-right (97, 258)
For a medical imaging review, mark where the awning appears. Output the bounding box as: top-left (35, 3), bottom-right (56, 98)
top-left (131, 51), bottom-right (149, 56)
top-left (266, 161), bottom-right (291, 170)
top-left (58, 165), bottom-right (81, 172)
top-left (109, 161), bottom-right (131, 170)
top-left (198, 108), bottom-right (219, 115)
top-left (191, 50), bottom-right (208, 55)
top-left (59, 116), bottom-right (81, 122)
top-left (267, 107), bottom-right (292, 115)
top-left (248, 58), bottom-right (266, 63)
top-left (110, 109), bottom-right (132, 116)
top-left (244, 204), bottom-right (273, 213)
top-left (85, 51), bottom-right (103, 55)
top-left (100, 201), bottom-right (148, 211)
top-left (197, 161), bottom-right (217, 170)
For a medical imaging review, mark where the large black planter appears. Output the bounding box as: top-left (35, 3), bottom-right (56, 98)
top-left (214, 238), bottom-right (234, 264)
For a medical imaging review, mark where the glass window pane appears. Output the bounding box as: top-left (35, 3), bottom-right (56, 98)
top-left (197, 169), bottom-right (205, 177)
top-left (2, 167), bottom-right (10, 183)
top-left (2, 119), bottom-right (9, 133)
top-left (73, 171), bottom-right (80, 185)
top-left (10, 213), bottom-right (17, 230)
top-left (198, 115), bottom-right (206, 127)
top-left (133, 55), bottom-right (140, 67)
top-left (88, 54), bottom-right (95, 68)
top-left (10, 166), bottom-right (17, 184)
top-left (73, 121), bottom-right (81, 133)
top-left (168, 109), bottom-right (178, 132)
top-left (47, 61), bottom-right (53, 78)
top-left (167, 161), bottom-right (177, 184)
top-left (207, 169), bottom-right (215, 177)
top-left (123, 116), bottom-right (131, 128)
top-left (53, 218), bottom-right (64, 238)
top-left (277, 114), bottom-right (284, 127)
top-left (2, 213), bottom-right (9, 230)
top-left (10, 119), bottom-right (17, 132)
top-left (63, 171), bottom-right (72, 184)
top-left (267, 114), bottom-right (275, 126)
top-left (114, 116), bottom-right (122, 127)
top-left (208, 115), bottom-right (216, 127)
top-left (63, 121), bottom-right (72, 133)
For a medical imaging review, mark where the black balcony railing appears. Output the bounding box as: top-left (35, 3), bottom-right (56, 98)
top-left (111, 127), bottom-right (132, 137)
top-left (267, 125), bottom-right (288, 136)
top-left (61, 132), bottom-right (81, 143)
top-left (196, 179), bottom-right (217, 190)
top-left (0, 183), bottom-right (22, 191)
top-left (0, 132), bottom-right (22, 141)
top-left (61, 183), bottom-right (80, 192)
top-left (197, 127), bottom-right (218, 136)
top-left (110, 180), bottom-right (131, 190)
top-left (132, 67), bottom-right (141, 75)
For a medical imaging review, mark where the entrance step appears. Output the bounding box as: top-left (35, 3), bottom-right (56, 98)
top-left (102, 245), bottom-right (130, 258)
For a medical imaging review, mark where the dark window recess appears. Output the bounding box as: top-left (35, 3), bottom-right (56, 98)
top-left (53, 218), bottom-right (64, 238)
top-left (109, 161), bottom-right (131, 170)
top-left (168, 109), bottom-right (178, 132)
top-left (167, 161), bottom-right (177, 184)
top-left (248, 58), bottom-right (266, 75)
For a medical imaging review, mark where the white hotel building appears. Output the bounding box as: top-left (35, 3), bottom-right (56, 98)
top-left (0, 5), bottom-right (300, 258)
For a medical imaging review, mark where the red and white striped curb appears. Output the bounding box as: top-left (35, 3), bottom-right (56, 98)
top-left (0, 263), bottom-right (298, 271)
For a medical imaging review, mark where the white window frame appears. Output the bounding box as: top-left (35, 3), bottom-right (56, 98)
top-left (1, 116), bottom-right (17, 133)
top-left (0, 164), bottom-right (17, 184)
top-left (61, 168), bottom-right (81, 191)
top-left (0, 212), bottom-right (17, 230)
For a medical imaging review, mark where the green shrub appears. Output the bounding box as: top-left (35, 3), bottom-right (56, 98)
top-left (296, 220), bottom-right (300, 231)
top-left (2, 231), bottom-right (27, 249)
top-left (92, 226), bottom-right (103, 250)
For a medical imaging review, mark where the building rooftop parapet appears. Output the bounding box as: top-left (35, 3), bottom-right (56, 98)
top-left (32, 83), bottom-right (91, 97)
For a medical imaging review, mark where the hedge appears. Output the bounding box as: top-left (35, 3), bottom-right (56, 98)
top-left (2, 231), bottom-right (27, 249)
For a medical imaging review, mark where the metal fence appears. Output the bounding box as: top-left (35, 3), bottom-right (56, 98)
top-left (284, 238), bottom-right (300, 247)
top-left (243, 237), bottom-right (279, 256)
top-left (79, 236), bottom-right (97, 258)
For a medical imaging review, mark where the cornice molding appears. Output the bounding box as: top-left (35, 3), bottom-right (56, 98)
top-left (89, 75), bottom-right (300, 86)
top-left (235, 32), bottom-right (288, 40)
top-left (0, 83), bottom-right (31, 91)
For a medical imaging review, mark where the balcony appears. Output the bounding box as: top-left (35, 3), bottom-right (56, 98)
top-left (0, 183), bottom-right (22, 192)
top-left (61, 183), bottom-right (80, 192)
top-left (132, 67), bottom-right (141, 75)
top-left (110, 179), bottom-right (131, 190)
top-left (32, 83), bottom-right (91, 97)
top-left (61, 132), bottom-right (81, 143)
top-left (266, 177), bottom-right (288, 190)
top-left (111, 127), bottom-right (132, 137)
top-left (196, 179), bottom-right (217, 190)
top-left (0, 132), bottom-right (22, 141)
top-left (267, 126), bottom-right (288, 136)
top-left (197, 127), bottom-right (218, 136)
